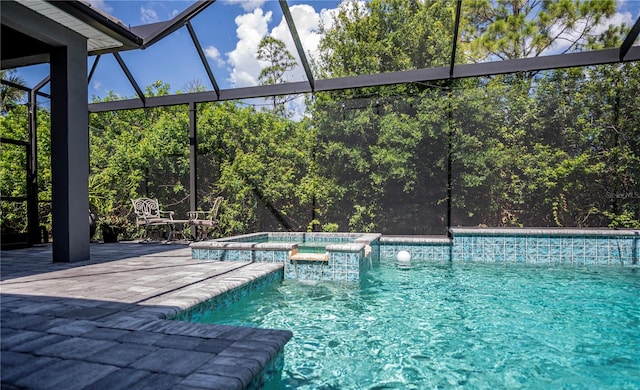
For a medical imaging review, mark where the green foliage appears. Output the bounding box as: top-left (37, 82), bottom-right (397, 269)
top-left (319, 0), bottom-right (454, 77)
top-left (1, 1), bottom-right (638, 238)
top-left (307, 0), bottom-right (638, 232)
top-left (461, 0), bottom-right (617, 61)
top-left (0, 70), bottom-right (27, 114)
top-left (1, 103), bottom-right (52, 234)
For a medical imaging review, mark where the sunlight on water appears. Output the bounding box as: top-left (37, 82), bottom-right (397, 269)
top-left (195, 261), bottom-right (640, 389)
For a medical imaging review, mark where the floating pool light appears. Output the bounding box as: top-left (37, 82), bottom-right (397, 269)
top-left (397, 250), bottom-right (411, 263)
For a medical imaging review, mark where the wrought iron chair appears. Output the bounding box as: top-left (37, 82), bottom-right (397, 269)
top-left (188, 196), bottom-right (223, 241)
top-left (131, 198), bottom-right (175, 241)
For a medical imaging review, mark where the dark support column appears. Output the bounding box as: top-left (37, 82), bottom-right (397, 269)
top-left (27, 77), bottom-right (50, 245)
top-left (189, 101), bottom-right (197, 211)
top-left (446, 84), bottom-right (453, 239)
top-left (27, 88), bottom-right (39, 245)
top-left (50, 38), bottom-right (90, 262)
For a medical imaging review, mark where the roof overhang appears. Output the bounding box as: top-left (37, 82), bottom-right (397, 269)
top-left (1, 0), bottom-right (143, 69)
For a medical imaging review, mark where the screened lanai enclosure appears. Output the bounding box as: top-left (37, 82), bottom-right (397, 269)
top-left (86, 69), bottom-right (640, 237)
top-left (1, 0), bottom-right (640, 257)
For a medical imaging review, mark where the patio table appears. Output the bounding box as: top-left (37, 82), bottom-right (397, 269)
top-left (167, 219), bottom-right (190, 242)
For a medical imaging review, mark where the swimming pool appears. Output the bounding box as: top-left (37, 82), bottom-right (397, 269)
top-left (188, 260), bottom-right (640, 389)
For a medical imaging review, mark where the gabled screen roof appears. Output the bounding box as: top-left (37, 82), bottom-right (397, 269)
top-left (3, 0), bottom-right (640, 112)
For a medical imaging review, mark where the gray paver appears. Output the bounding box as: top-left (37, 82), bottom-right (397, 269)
top-left (152, 334), bottom-right (205, 350)
top-left (117, 330), bottom-right (166, 345)
top-left (57, 306), bottom-right (121, 320)
top-left (178, 372), bottom-right (243, 390)
top-left (1, 353), bottom-right (60, 384)
top-left (208, 356), bottom-right (263, 376)
top-left (1, 243), bottom-right (292, 389)
top-left (0, 329), bottom-right (46, 349)
top-left (127, 372), bottom-right (184, 390)
top-left (47, 319), bottom-right (97, 336)
top-left (218, 345), bottom-right (271, 367)
top-left (10, 334), bottom-right (69, 354)
top-left (83, 368), bottom-right (152, 390)
top-left (130, 348), bottom-right (211, 376)
top-left (81, 327), bottom-right (132, 341)
top-left (10, 301), bottom-right (65, 315)
top-left (2, 314), bottom-right (54, 330)
top-left (231, 339), bottom-right (281, 359)
top-left (85, 342), bottom-right (158, 367)
top-left (194, 338), bottom-right (234, 354)
top-left (16, 359), bottom-right (119, 390)
top-left (23, 316), bottom-right (72, 332)
top-left (35, 337), bottom-right (119, 359)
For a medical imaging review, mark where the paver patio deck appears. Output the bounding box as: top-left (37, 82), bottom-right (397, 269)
top-left (1, 242), bottom-right (291, 389)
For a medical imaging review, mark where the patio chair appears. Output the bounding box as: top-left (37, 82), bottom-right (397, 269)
top-left (131, 198), bottom-right (175, 240)
top-left (188, 196), bottom-right (223, 241)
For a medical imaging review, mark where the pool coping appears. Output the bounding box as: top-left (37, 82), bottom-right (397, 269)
top-left (450, 227), bottom-right (640, 236)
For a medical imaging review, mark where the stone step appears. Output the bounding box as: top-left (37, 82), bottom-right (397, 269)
top-left (290, 252), bottom-right (329, 262)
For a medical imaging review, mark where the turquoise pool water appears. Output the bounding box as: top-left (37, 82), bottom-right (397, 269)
top-left (256, 237), bottom-right (351, 254)
top-left (193, 261), bottom-right (640, 389)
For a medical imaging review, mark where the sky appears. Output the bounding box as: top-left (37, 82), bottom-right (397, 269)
top-left (17, 0), bottom-right (344, 113)
top-left (11, 0), bottom-right (640, 115)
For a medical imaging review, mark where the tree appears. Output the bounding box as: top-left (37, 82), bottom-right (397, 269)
top-left (310, 0), bottom-right (637, 232)
top-left (318, 0), bottom-right (454, 76)
top-left (256, 36), bottom-right (297, 115)
top-left (0, 70), bottom-right (27, 114)
top-left (460, 0), bottom-right (617, 62)
top-left (529, 63), bottom-right (640, 227)
top-left (310, 0), bottom-right (455, 233)
top-left (89, 81), bottom-right (191, 239)
top-left (450, 0), bottom-right (636, 228)
top-left (0, 99), bottom-right (52, 234)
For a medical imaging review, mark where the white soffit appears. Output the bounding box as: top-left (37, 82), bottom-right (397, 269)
top-left (18, 0), bottom-right (124, 52)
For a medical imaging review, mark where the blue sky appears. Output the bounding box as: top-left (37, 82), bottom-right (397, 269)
top-left (17, 0), bottom-right (343, 105)
top-left (13, 0), bottom-right (640, 108)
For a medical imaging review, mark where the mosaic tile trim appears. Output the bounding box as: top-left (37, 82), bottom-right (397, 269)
top-left (171, 269), bottom-right (284, 322)
top-left (380, 242), bottom-right (452, 262)
top-left (449, 228), bottom-right (640, 237)
top-left (451, 233), bottom-right (638, 265)
top-left (287, 260), bottom-right (332, 281)
top-left (254, 250), bottom-right (291, 263)
top-left (195, 230), bottom-right (638, 269)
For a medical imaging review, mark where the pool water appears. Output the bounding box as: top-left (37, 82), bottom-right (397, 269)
top-left (295, 243), bottom-right (328, 254)
top-left (193, 261), bottom-right (640, 389)
top-left (254, 237), bottom-right (341, 254)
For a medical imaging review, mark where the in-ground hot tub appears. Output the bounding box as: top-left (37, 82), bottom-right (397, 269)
top-left (190, 232), bottom-right (381, 282)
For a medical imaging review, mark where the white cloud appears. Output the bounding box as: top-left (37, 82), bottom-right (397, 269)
top-left (226, 8), bottom-right (272, 87)
top-left (595, 11), bottom-right (635, 34)
top-left (223, 0), bottom-right (267, 12)
top-left (319, 6), bottom-right (340, 32)
top-left (271, 4), bottom-right (323, 79)
top-left (546, 11), bottom-right (635, 55)
top-left (265, 4), bottom-right (338, 119)
top-left (225, 3), bottom-right (340, 88)
top-left (223, 3), bottom-right (340, 119)
top-left (92, 80), bottom-right (102, 91)
top-left (140, 6), bottom-right (159, 24)
top-left (204, 46), bottom-right (225, 67)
